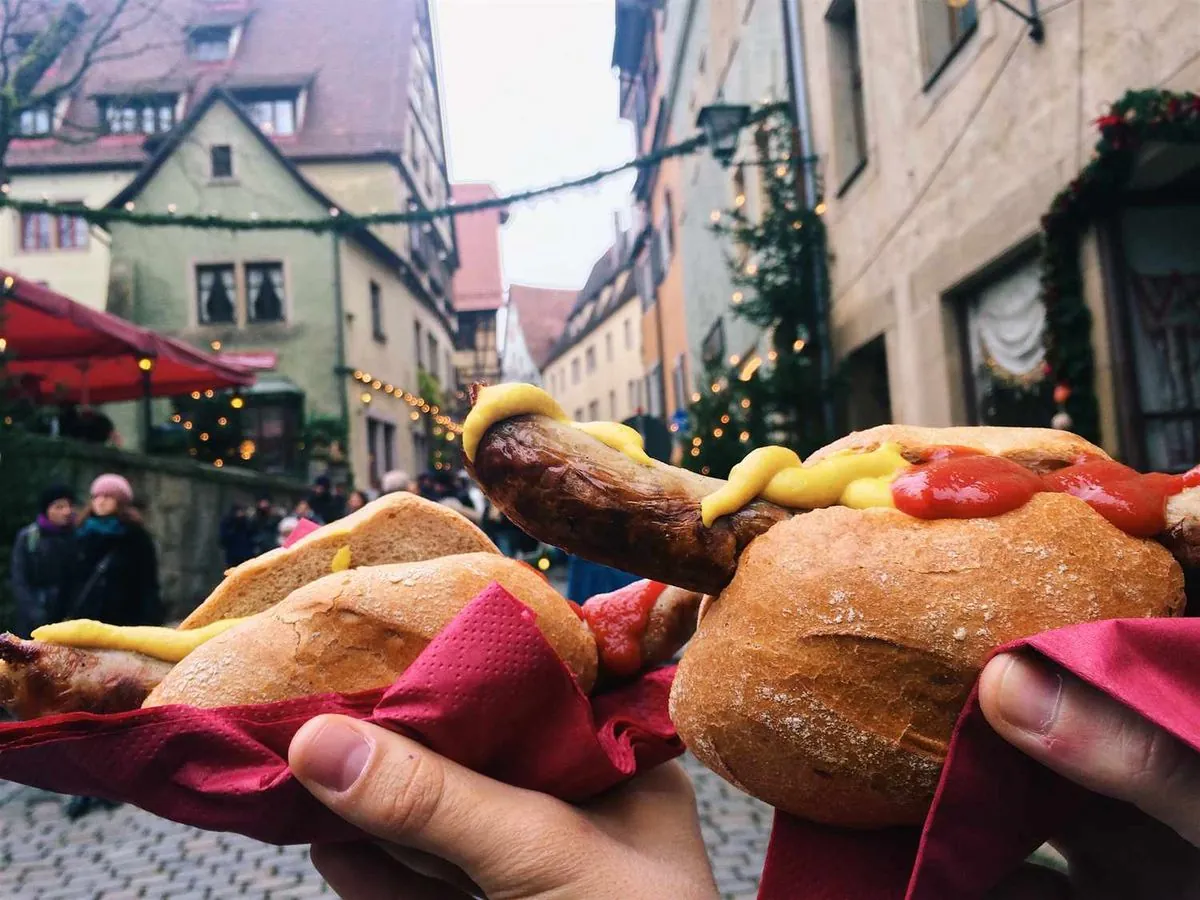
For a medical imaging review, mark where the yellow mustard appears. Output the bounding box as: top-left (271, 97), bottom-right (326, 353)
top-left (31, 618), bottom-right (246, 663)
top-left (462, 383), bottom-right (653, 467)
top-left (700, 442), bottom-right (910, 526)
top-left (331, 545), bottom-right (352, 573)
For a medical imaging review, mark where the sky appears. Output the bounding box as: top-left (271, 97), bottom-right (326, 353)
top-left (434, 0), bottom-right (637, 291)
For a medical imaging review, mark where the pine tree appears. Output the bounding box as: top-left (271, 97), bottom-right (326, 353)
top-left (683, 115), bottom-right (836, 477)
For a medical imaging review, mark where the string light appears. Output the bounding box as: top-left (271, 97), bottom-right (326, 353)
top-left (793, 339), bottom-right (806, 352)
top-left (199, 432), bottom-right (210, 442)
top-left (792, 220), bottom-right (803, 231)
top-left (692, 437), bottom-right (702, 447)
top-left (230, 396), bottom-right (245, 409)
top-left (701, 466), bottom-right (711, 475)
top-left (213, 459), bottom-right (224, 468)
top-left (711, 382), bottom-right (722, 393)
top-left (167, 204), bottom-right (177, 214)
top-left (210, 340), bottom-right (222, 351)
top-left (713, 428), bottom-right (724, 438)
top-left (729, 354), bottom-right (741, 365)
top-left (815, 202), bottom-right (828, 216)
top-left (204, 389), bottom-right (214, 398)
top-left (124, 202), bottom-right (135, 212)
top-left (217, 417), bottom-right (228, 426)
top-left (732, 291), bottom-right (743, 304)
top-left (183, 421), bottom-right (194, 431)
top-left (0, 338), bottom-right (6, 353)
top-left (190, 391), bottom-right (201, 400)
top-left (691, 392), bottom-right (701, 403)
top-left (767, 350), bottom-right (778, 362)
top-left (740, 399), bottom-right (751, 409)
top-left (690, 448), bottom-right (701, 457)
top-left (775, 165), bottom-right (789, 177)
top-left (360, 392), bottom-right (372, 404)
top-left (171, 414), bottom-right (181, 423)
top-left (734, 194), bottom-right (746, 208)
top-left (740, 357), bottom-right (763, 380)
top-left (745, 262), bottom-right (758, 276)
top-left (739, 431), bottom-right (750, 442)
top-left (410, 411), bottom-right (420, 421)
top-left (720, 415), bottom-right (731, 424)
top-left (709, 209), bottom-right (721, 223)
top-left (137, 357), bottom-right (154, 372)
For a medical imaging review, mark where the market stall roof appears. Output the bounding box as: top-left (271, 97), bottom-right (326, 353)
top-left (0, 271), bottom-right (255, 404)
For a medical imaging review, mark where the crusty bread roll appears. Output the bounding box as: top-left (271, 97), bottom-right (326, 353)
top-left (670, 493), bottom-right (1185, 829)
top-left (181, 492), bottom-right (498, 629)
top-left (146, 554), bottom-right (597, 707)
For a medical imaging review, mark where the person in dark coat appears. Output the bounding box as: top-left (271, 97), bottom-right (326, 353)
top-left (248, 495), bottom-right (282, 556)
top-left (9, 484), bottom-right (78, 637)
top-left (63, 474), bottom-right (162, 820)
top-left (67, 474), bottom-right (163, 629)
top-left (218, 505), bottom-right (254, 568)
top-left (307, 475), bottom-right (345, 524)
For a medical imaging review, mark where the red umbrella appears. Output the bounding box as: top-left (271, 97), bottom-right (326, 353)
top-left (0, 271), bottom-right (254, 404)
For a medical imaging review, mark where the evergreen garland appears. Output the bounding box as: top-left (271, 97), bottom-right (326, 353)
top-left (683, 115), bottom-right (836, 477)
top-left (1034, 89), bottom-right (1200, 443)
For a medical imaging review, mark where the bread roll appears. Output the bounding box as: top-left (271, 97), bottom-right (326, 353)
top-left (670, 494), bottom-right (1185, 828)
top-left (181, 492), bottom-right (498, 629)
top-left (146, 554), bottom-right (597, 707)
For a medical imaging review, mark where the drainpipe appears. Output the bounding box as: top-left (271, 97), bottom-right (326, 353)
top-left (780, 0), bottom-right (836, 439)
top-left (331, 233), bottom-right (350, 458)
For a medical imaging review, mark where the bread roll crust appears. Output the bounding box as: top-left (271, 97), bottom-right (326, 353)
top-left (809, 424), bottom-right (1109, 473)
top-left (146, 554), bottom-right (597, 708)
top-left (181, 493), bottom-right (498, 629)
top-left (670, 493), bottom-right (1184, 828)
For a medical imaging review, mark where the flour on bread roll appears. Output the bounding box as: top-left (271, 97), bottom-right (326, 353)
top-left (180, 492), bottom-right (499, 630)
top-left (670, 493), bottom-right (1185, 829)
top-left (145, 553), bottom-right (597, 707)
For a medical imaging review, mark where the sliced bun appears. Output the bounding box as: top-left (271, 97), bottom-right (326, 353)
top-left (146, 554), bottom-right (597, 707)
top-left (670, 493), bottom-right (1184, 828)
top-left (808, 424), bottom-right (1108, 473)
top-left (181, 493), bottom-right (498, 629)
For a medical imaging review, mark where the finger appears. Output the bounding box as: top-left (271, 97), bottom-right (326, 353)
top-left (987, 863), bottom-right (1072, 900)
top-left (311, 842), bottom-right (470, 900)
top-left (290, 716), bottom-right (587, 890)
top-left (980, 654), bottom-right (1200, 847)
top-left (374, 843), bottom-right (482, 897)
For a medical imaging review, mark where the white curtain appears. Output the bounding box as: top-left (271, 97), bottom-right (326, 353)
top-left (967, 260), bottom-right (1046, 379)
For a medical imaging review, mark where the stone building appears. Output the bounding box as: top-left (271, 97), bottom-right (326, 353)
top-left (1, 0), bottom-right (458, 484)
top-left (500, 285), bottom-right (577, 387)
top-left (450, 183), bottom-right (509, 392)
top-left (541, 238), bottom-right (647, 424)
top-left (800, 0), bottom-right (1200, 466)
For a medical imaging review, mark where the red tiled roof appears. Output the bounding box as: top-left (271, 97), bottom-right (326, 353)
top-left (7, 0), bottom-right (420, 172)
top-left (508, 285), bottom-right (577, 371)
top-left (451, 183), bottom-right (508, 313)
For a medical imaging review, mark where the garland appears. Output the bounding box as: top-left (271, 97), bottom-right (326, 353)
top-left (0, 103), bottom-right (786, 234)
top-left (1035, 89), bottom-right (1200, 444)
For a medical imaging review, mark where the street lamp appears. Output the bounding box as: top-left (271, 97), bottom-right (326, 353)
top-left (697, 103), bottom-right (752, 168)
top-left (948, 0), bottom-right (1044, 43)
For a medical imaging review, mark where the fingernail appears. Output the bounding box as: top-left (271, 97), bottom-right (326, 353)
top-left (995, 656), bottom-right (1063, 736)
top-left (296, 719), bottom-right (372, 792)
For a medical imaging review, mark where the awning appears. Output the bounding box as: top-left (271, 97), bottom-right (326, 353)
top-left (0, 271), bottom-right (255, 404)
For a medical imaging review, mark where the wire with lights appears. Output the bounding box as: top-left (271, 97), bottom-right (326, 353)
top-left (349, 370), bottom-right (463, 439)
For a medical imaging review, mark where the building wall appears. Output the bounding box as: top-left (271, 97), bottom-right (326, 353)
top-left (299, 160), bottom-right (412, 261)
top-left (667, 0), bottom-right (791, 381)
top-left (543, 295), bottom-right (643, 423)
top-left (498, 302), bottom-right (542, 385)
top-left (799, 0), bottom-right (1200, 447)
top-left (0, 169), bottom-right (133, 308)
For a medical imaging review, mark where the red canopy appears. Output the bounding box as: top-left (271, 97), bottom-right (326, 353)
top-left (0, 271), bottom-right (254, 404)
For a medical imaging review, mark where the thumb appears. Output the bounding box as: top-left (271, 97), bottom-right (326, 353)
top-left (289, 715), bottom-right (586, 890)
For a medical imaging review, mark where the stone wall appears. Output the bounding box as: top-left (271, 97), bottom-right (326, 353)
top-left (17, 437), bottom-right (307, 622)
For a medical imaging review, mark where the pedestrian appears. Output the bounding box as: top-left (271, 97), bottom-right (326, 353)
top-left (277, 515), bottom-right (301, 545)
top-left (380, 470), bottom-right (414, 495)
top-left (9, 484), bottom-right (78, 638)
top-left (64, 473), bottom-right (161, 820)
top-left (218, 504), bottom-right (254, 568)
top-left (248, 494), bottom-right (281, 555)
top-left (430, 471), bottom-right (482, 525)
top-left (308, 475), bottom-right (344, 524)
top-left (294, 498), bottom-right (323, 525)
top-left (346, 490), bottom-right (369, 514)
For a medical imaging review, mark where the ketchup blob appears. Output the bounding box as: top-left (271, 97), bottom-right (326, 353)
top-left (892, 453), bottom-right (1190, 537)
top-left (581, 581), bottom-right (668, 679)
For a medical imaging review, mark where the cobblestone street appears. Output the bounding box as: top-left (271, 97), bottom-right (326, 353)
top-left (0, 755), bottom-right (771, 899)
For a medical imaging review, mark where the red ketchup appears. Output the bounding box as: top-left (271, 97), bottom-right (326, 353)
top-left (892, 452), bottom-right (1191, 537)
top-left (581, 580), bottom-right (668, 679)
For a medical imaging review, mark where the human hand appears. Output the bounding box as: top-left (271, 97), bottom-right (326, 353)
top-left (289, 715), bottom-right (719, 899)
top-left (980, 653), bottom-right (1200, 899)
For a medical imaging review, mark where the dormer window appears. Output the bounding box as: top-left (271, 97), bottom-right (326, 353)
top-left (189, 25), bottom-right (234, 61)
top-left (234, 88), bottom-right (299, 136)
top-left (17, 103), bottom-right (53, 137)
top-left (100, 95), bottom-right (176, 135)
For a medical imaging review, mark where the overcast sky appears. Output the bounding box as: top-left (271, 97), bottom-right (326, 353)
top-left (434, 0), bottom-right (636, 291)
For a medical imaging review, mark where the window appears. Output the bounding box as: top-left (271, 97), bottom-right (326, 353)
top-left (628, 378), bottom-right (641, 414)
top-left (188, 25), bottom-right (233, 61)
top-left (609, 390), bottom-right (617, 419)
top-left (17, 104), bottom-right (52, 137)
top-left (624, 317), bottom-right (633, 349)
top-left (415, 321), bottom-right (424, 368)
top-left (56, 209), bottom-right (88, 249)
top-left (645, 365), bottom-right (663, 417)
top-left (585, 346), bottom-right (596, 374)
top-left (235, 90), bottom-right (298, 136)
top-left (605, 332), bottom-right (614, 362)
top-left (240, 399), bottom-right (302, 474)
top-left (672, 355), bottom-right (688, 413)
top-left (101, 96), bottom-right (175, 135)
top-left (638, 258), bottom-right (656, 310)
top-left (196, 264), bottom-right (236, 324)
top-left (366, 418), bottom-right (397, 488)
top-left (445, 351), bottom-right (455, 389)
top-left (245, 263), bottom-right (285, 323)
top-left (370, 280), bottom-right (385, 342)
top-left (575, 408), bottom-right (585, 421)
top-left (827, 0), bottom-right (869, 186)
top-left (428, 335), bottom-right (439, 380)
top-left (917, 0), bottom-right (977, 82)
top-left (19, 212), bottom-right (52, 251)
top-left (662, 190), bottom-right (676, 259)
top-left (210, 145), bottom-right (233, 179)
top-left (702, 318), bottom-right (727, 367)
top-left (588, 400), bottom-right (600, 421)
top-left (571, 357), bottom-right (581, 385)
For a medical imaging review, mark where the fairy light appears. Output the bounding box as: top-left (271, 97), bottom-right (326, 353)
top-left (361, 392), bottom-right (372, 404)
top-left (691, 392), bottom-right (701, 403)
top-left (692, 437), bottom-right (702, 447)
top-left (740, 356), bottom-right (763, 381)
top-left (213, 459), bottom-right (224, 468)
top-left (217, 417), bottom-right (228, 426)
top-left (720, 415), bottom-right (731, 424)
top-left (710, 209), bottom-right (721, 223)
top-left (167, 203), bottom-right (177, 214)
top-left (230, 396), bottom-right (245, 409)
top-left (0, 338), bottom-right (6, 353)
top-left (199, 432), bottom-right (210, 442)
top-left (792, 220), bottom-right (803, 231)
top-left (739, 431), bottom-right (750, 442)
top-left (171, 414), bottom-right (181, 423)
top-left (137, 357), bottom-right (154, 372)
top-left (353, 370), bottom-right (363, 380)
top-left (701, 466), bottom-right (711, 475)
top-left (711, 382), bottom-right (722, 393)
top-left (410, 411), bottom-right (420, 421)
top-left (793, 339), bottom-right (806, 352)
top-left (713, 428), bottom-right (724, 438)
top-left (211, 340), bottom-right (222, 351)
top-left (124, 202), bottom-right (135, 212)
top-left (183, 421), bottom-right (194, 430)
top-left (729, 354), bottom-right (741, 366)
top-left (734, 194), bottom-right (746, 208)
top-left (745, 262), bottom-right (758, 276)
top-left (690, 448), bottom-right (701, 457)
top-left (740, 398), bottom-right (751, 409)
top-left (767, 350), bottom-right (778, 362)
top-left (732, 291), bottom-right (744, 305)
top-left (204, 389), bottom-right (214, 398)
top-left (775, 165), bottom-right (789, 178)
top-left (815, 202), bottom-right (828, 216)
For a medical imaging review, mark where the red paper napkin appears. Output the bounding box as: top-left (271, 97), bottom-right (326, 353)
top-left (0, 584), bottom-right (682, 845)
top-left (758, 617), bottom-right (1200, 899)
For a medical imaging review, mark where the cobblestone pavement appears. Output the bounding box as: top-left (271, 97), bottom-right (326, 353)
top-left (0, 755), bottom-right (771, 899)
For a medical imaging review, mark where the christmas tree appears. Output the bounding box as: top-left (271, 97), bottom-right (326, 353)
top-left (684, 115), bottom-right (835, 477)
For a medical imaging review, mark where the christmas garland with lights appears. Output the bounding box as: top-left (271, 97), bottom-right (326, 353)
top-left (0, 104), bottom-right (786, 234)
top-left (1025, 89), bottom-right (1200, 443)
